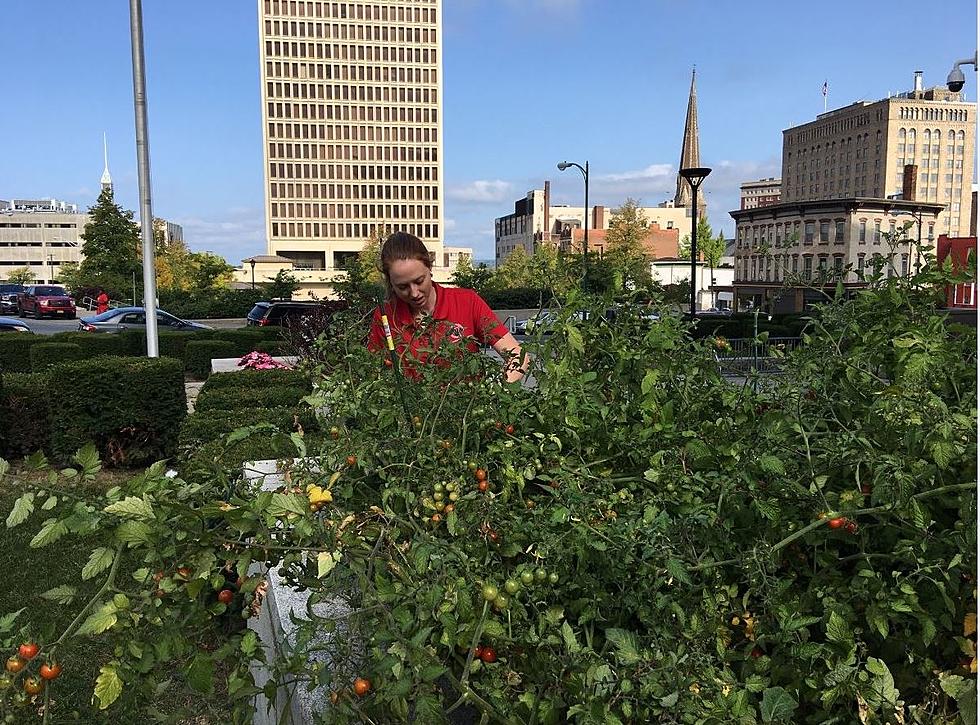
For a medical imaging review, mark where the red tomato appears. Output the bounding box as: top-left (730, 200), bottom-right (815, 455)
top-left (17, 643), bottom-right (39, 661)
top-left (828, 517), bottom-right (846, 529)
top-left (480, 647), bottom-right (497, 663)
top-left (353, 677), bottom-right (371, 697)
top-left (39, 662), bottom-right (62, 681)
top-left (217, 589), bottom-right (234, 605)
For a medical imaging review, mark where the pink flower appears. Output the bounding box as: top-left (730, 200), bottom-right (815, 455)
top-left (238, 351), bottom-right (290, 370)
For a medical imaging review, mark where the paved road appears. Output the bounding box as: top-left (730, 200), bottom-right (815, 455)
top-left (12, 317), bottom-right (246, 336)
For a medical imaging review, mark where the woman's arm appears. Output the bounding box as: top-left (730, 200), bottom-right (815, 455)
top-left (491, 332), bottom-right (529, 383)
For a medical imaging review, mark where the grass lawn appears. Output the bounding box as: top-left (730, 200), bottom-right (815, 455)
top-left (0, 465), bottom-right (234, 724)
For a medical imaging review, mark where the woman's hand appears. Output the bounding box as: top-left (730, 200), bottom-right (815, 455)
top-left (492, 332), bottom-right (529, 384)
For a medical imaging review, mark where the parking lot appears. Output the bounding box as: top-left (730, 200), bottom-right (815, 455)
top-left (7, 316), bottom-right (243, 336)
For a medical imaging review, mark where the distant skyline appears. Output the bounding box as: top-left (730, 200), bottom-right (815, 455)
top-left (1, 0), bottom-right (976, 264)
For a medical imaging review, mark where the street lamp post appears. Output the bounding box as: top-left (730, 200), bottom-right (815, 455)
top-left (679, 167), bottom-right (712, 315)
top-left (557, 161), bottom-right (589, 281)
top-left (249, 259), bottom-right (256, 290)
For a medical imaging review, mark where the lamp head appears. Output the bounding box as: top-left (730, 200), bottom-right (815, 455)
top-left (679, 166), bottom-right (713, 188)
top-left (557, 161), bottom-right (570, 171)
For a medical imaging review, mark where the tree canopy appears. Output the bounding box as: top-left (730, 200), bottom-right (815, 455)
top-left (77, 188), bottom-right (142, 297)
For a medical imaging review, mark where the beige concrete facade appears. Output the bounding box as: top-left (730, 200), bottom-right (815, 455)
top-left (0, 202), bottom-right (87, 283)
top-left (730, 197), bottom-right (945, 312)
top-left (781, 74), bottom-right (975, 238)
top-left (257, 0), bottom-right (465, 298)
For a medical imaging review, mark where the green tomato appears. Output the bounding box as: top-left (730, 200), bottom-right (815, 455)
top-left (534, 567), bottom-right (547, 583)
top-left (433, 491), bottom-right (444, 501)
top-left (468, 461), bottom-right (478, 471)
top-left (0, 674), bottom-right (12, 690)
top-left (548, 572), bottom-right (559, 585)
top-left (504, 579), bottom-right (520, 595)
top-left (494, 594), bottom-right (510, 610)
top-left (448, 491), bottom-right (459, 502)
top-left (445, 482), bottom-right (456, 492)
top-left (481, 583), bottom-right (499, 601)
top-left (520, 570), bottom-right (534, 586)
top-left (434, 482), bottom-right (445, 493)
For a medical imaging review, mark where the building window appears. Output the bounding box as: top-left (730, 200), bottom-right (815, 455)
top-left (792, 255), bottom-right (799, 274)
top-left (857, 253), bottom-right (865, 277)
top-left (835, 220), bottom-right (845, 242)
top-left (819, 221), bottom-right (830, 242)
top-left (859, 220), bottom-right (867, 242)
top-left (873, 220), bottom-right (881, 243)
top-left (803, 256), bottom-right (813, 279)
top-left (804, 222), bottom-right (815, 244)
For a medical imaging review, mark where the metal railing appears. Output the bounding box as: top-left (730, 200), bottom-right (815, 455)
top-left (713, 336), bottom-right (804, 375)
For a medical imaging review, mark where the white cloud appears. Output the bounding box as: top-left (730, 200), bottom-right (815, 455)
top-left (444, 218), bottom-right (457, 231)
top-left (447, 179), bottom-right (514, 204)
top-left (597, 163), bottom-right (673, 183)
top-left (175, 207), bottom-right (267, 265)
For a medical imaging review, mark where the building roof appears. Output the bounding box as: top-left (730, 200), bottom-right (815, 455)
top-left (242, 254), bottom-right (293, 264)
top-left (730, 197), bottom-right (946, 220)
top-left (674, 67), bottom-right (701, 209)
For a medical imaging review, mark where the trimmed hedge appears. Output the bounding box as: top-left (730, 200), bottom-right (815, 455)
top-left (184, 340), bottom-right (237, 380)
top-left (157, 288), bottom-right (268, 320)
top-left (46, 356), bottom-right (186, 465)
top-left (30, 343), bottom-right (82, 372)
top-left (210, 329), bottom-right (268, 355)
top-left (50, 332), bottom-right (131, 358)
top-left (194, 385), bottom-right (309, 414)
top-left (255, 340), bottom-right (290, 356)
top-left (691, 313), bottom-right (810, 340)
top-left (200, 368), bottom-right (309, 393)
top-left (179, 405), bottom-right (317, 448)
top-left (0, 335), bottom-right (45, 373)
top-left (2, 372), bottom-right (50, 457)
top-left (179, 433), bottom-right (315, 485)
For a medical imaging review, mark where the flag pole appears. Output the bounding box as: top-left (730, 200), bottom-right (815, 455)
top-left (822, 80), bottom-right (828, 113)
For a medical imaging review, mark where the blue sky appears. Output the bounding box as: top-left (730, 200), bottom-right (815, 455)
top-left (1, 0), bottom-right (976, 264)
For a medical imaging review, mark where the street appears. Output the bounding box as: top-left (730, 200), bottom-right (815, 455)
top-left (8, 316), bottom-right (245, 336)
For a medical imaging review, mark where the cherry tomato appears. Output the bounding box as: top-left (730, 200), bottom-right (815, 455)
top-left (474, 468), bottom-right (487, 481)
top-left (473, 645), bottom-right (484, 659)
top-left (505, 424), bottom-right (515, 435)
top-left (478, 481), bottom-right (489, 492)
top-left (444, 504), bottom-right (455, 514)
top-left (520, 570), bottom-right (534, 586)
top-left (828, 517), bottom-right (846, 529)
top-left (353, 677), bottom-right (371, 697)
top-left (39, 662), bottom-right (62, 681)
top-left (493, 594), bottom-right (510, 610)
top-left (5, 657), bottom-right (24, 674)
top-left (468, 461), bottom-right (478, 471)
top-left (177, 567), bottom-right (192, 579)
top-left (534, 567), bottom-right (547, 583)
top-left (430, 513), bottom-right (442, 524)
top-left (548, 572), bottom-right (559, 585)
top-left (346, 455), bottom-right (357, 467)
top-left (489, 531), bottom-right (500, 543)
top-left (17, 643), bottom-right (39, 661)
top-left (480, 647), bottom-right (497, 663)
top-left (481, 583), bottom-right (499, 601)
top-left (504, 579), bottom-right (520, 595)
top-left (845, 521), bottom-right (859, 534)
top-left (23, 677), bottom-right (43, 696)
top-left (218, 589), bottom-right (234, 605)
top-left (494, 421), bottom-right (503, 430)
top-left (750, 647), bottom-right (763, 659)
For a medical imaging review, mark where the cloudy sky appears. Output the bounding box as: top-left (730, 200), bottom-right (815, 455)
top-left (1, 0), bottom-right (975, 264)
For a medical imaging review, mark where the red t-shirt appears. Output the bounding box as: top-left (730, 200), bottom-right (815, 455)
top-left (368, 284), bottom-right (507, 367)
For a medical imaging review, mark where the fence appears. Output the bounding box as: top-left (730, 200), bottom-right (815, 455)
top-left (713, 336), bottom-right (804, 375)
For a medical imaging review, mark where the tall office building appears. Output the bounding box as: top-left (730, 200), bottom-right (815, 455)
top-left (257, 0), bottom-right (451, 294)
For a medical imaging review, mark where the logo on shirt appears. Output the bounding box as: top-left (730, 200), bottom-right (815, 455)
top-left (447, 322), bottom-right (465, 343)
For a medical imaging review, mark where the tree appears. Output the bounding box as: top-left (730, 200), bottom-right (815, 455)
top-left (155, 240), bottom-right (197, 291)
top-left (333, 234), bottom-right (385, 306)
top-left (678, 215), bottom-right (714, 261)
top-left (264, 269), bottom-right (299, 300)
top-left (6, 267), bottom-right (36, 285)
top-left (78, 188), bottom-right (142, 297)
top-left (188, 252), bottom-right (234, 289)
top-left (604, 198), bottom-right (654, 292)
top-left (450, 257), bottom-right (494, 294)
top-left (493, 246), bottom-right (533, 290)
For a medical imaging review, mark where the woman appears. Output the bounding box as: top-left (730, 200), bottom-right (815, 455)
top-left (368, 232), bottom-right (527, 383)
top-left (96, 290), bottom-right (109, 315)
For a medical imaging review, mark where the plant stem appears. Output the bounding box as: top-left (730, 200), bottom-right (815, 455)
top-left (52, 542), bottom-right (125, 647)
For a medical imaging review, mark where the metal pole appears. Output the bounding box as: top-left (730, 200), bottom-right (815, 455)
top-left (583, 161), bottom-right (589, 282)
top-left (129, 0), bottom-right (159, 357)
top-left (690, 186), bottom-right (698, 315)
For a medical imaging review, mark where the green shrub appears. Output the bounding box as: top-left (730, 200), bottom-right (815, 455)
top-left (194, 385), bottom-right (308, 414)
top-left (46, 356), bottom-right (186, 465)
top-left (157, 288), bottom-right (268, 320)
top-left (178, 405), bottom-right (316, 448)
top-left (0, 335), bottom-right (44, 373)
top-left (184, 340), bottom-right (237, 380)
top-left (178, 432), bottom-right (317, 485)
top-left (2, 372), bottom-right (50, 457)
top-left (254, 340), bottom-right (289, 356)
top-left (200, 368), bottom-right (309, 393)
top-left (50, 332), bottom-right (130, 358)
top-left (209, 329), bottom-right (267, 355)
top-left (30, 343), bottom-right (82, 372)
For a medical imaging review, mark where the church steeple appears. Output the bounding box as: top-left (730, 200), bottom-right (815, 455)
top-left (673, 67), bottom-right (701, 209)
top-left (100, 133), bottom-right (113, 193)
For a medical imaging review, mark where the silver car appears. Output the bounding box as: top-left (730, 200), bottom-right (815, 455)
top-left (78, 307), bottom-right (213, 333)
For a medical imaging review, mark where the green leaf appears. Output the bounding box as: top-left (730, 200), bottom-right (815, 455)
top-left (757, 455), bottom-right (786, 476)
top-left (30, 518), bottom-right (68, 548)
top-left (760, 686), bottom-right (798, 722)
top-left (745, 674), bottom-right (769, 693)
top-left (82, 547), bottom-right (115, 581)
top-left (41, 585), bottom-right (77, 605)
top-left (76, 602), bottom-right (118, 636)
top-left (561, 621), bottom-right (581, 653)
top-left (93, 664), bottom-right (123, 709)
top-left (73, 444), bottom-right (102, 478)
top-left (240, 630), bottom-right (259, 657)
top-left (317, 550), bottom-right (341, 578)
top-left (659, 691), bottom-right (679, 707)
top-left (825, 610), bottom-right (851, 644)
top-left (104, 496), bottom-right (155, 520)
top-left (0, 458), bottom-right (9, 481)
top-left (641, 370), bottom-right (658, 395)
top-left (115, 520), bottom-right (153, 545)
top-left (6, 492), bottom-right (35, 528)
top-left (482, 620), bottom-right (505, 639)
top-left (666, 558), bottom-right (692, 585)
top-left (289, 432), bottom-right (307, 458)
top-left (186, 652), bottom-right (215, 695)
top-left (266, 493), bottom-right (307, 518)
top-left (0, 608), bottom-right (24, 634)
top-left (566, 325), bottom-right (584, 353)
top-left (40, 495), bottom-right (58, 511)
top-left (605, 628), bottom-right (641, 665)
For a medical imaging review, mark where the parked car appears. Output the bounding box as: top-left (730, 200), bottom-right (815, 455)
top-left (17, 285), bottom-right (76, 319)
top-left (77, 307), bottom-right (213, 333)
top-left (0, 284), bottom-right (25, 315)
top-left (514, 311), bottom-right (556, 335)
top-left (246, 300), bottom-right (348, 328)
top-left (0, 317), bottom-right (33, 333)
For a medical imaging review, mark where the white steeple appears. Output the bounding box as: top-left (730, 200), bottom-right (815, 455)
top-left (100, 133), bottom-right (113, 192)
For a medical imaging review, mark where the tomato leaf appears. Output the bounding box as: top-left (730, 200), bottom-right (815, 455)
top-left (266, 493), bottom-right (307, 518)
top-left (82, 547), bottom-right (115, 581)
top-left (6, 492), bottom-right (35, 528)
top-left (825, 610), bottom-right (852, 644)
top-left (604, 628), bottom-right (641, 665)
top-left (103, 496), bottom-right (155, 521)
top-left (93, 664), bottom-right (123, 709)
top-left (0, 608), bottom-right (24, 635)
top-left (115, 521), bottom-right (153, 546)
top-left (186, 652), bottom-right (215, 695)
top-left (73, 444), bottom-right (102, 479)
top-left (317, 550), bottom-right (341, 578)
top-left (561, 621), bottom-right (581, 653)
top-left (40, 585), bottom-right (78, 606)
top-left (760, 686), bottom-right (798, 722)
top-left (76, 602), bottom-right (118, 636)
top-left (30, 518), bottom-right (68, 548)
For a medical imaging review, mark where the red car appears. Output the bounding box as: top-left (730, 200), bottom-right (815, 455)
top-left (18, 285), bottom-right (76, 319)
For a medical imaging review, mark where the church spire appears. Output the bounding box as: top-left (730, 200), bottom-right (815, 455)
top-left (100, 133), bottom-right (113, 193)
top-left (673, 67), bottom-right (701, 209)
